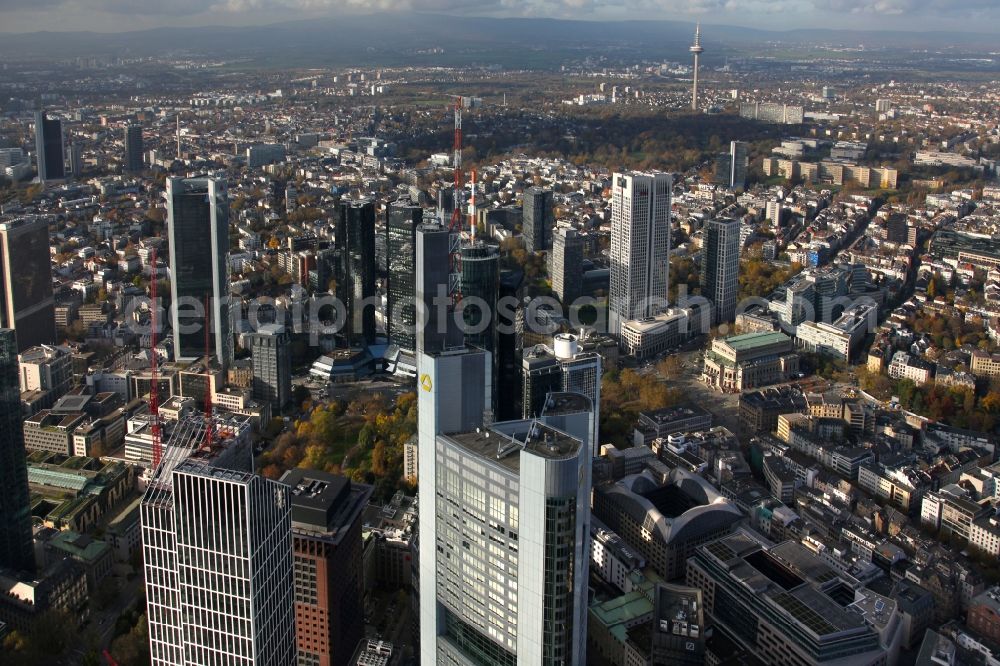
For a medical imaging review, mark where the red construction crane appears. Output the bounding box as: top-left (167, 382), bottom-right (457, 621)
top-left (202, 295), bottom-right (213, 451)
top-left (149, 248), bottom-right (162, 470)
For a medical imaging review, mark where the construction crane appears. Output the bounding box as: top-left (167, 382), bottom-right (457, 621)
top-left (149, 249), bottom-right (163, 471)
top-left (201, 295), bottom-right (214, 452)
top-left (447, 98), bottom-right (463, 302)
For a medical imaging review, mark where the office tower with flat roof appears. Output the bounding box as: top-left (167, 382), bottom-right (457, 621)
top-left (142, 414), bottom-right (294, 666)
top-left (551, 227), bottom-right (583, 305)
top-left (248, 323), bottom-right (291, 413)
top-left (714, 141), bottom-right (749, 189)
top-left (337, 200), bottom-right (376, 348)
top-left (419, 392), bottom-right (593, 665)
top-left (701, 217), bottom-right (740, 325)
top-left (460, 241), bottom-right (499, 354)
top-left (0, 329), bottom-right (34, 572)
top-left (0, 218), bottom-right (56, 351)
top-left (386, 203), bottom-right (421, 352)
top-left (166, 177), bottom-right (232, 370)
top-left (33, 110), bottom-right (64, 182)
top-left (522, 186), bottom-right (553, 253)
top-left (124, 124), bottom-right (143, 173)
top-left (609, 172), bottom-right (672, 341)
top-left (68, 142), bottom-right (83, 177)
top-left (281, 469), bottom-right (372, 666)
top-left (415, 223), bottom-right (463, 355)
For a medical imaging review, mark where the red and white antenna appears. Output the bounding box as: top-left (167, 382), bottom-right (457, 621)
top-left (469, 168), bottom-right (477, 242)
top-left (149, 248), bottom-right (162, 469)
top-left (448, 98), bottom-right (463, 302)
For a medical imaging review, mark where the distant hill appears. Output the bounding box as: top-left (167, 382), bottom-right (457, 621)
top-left (0, 13), bottom-right (991, 66)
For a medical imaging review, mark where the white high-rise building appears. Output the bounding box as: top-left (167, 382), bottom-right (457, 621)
top-left (142, 415), bottom-right (295, 666)
top-left (418, 357), bottom-right (593, 665)
top-left (609, 171), bottom-right (672, 341)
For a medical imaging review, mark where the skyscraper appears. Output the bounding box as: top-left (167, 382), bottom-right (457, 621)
top-left (460, 241), bottom-right (499, 354)
top-left (337, 200), bottom-right (376, 348)
top-left (386, 203), bottom-right (422, 352)
top-left (281, 469), bottom-right (372, 666)
top-left (690, 23), bottom-right (704, 112)
top-left (142, 415), bottom-right (295, 666)
top-left (418, 390), bottom-right (592, 665)
top-left (522, 186), bottom-right (553, 253)
top-left (33, 110), bottom-right (64, 182)
top-left (609, 171), bottom-right (672, 341)
top-left (522, 333), bottom-right (601, 455)
top-left (68, 142), bottom-right (83, 177)
top-left (166, 177), bottom-right (232, 370)
top-left (701, 217), bottom-right (740, 325)
top-left (415, 222), bottom-right (463, 355)
top-left (248, 323), bottom-right (291, 413)
top-left (551, 227), bottom-right (583, 305)
top-left (0, 218), bottom-right (56, 352)
top-left (0, 329), bottom-right (34, 572)
top-left (124, 124), bottom-right (144, 173)
top-left (495, 268), bottom-right (524, 422)
top-left (714, 141), bottom-right (749, 189)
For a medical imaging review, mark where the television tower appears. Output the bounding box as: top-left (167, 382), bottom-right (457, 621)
top-left (690, 23), bottom-right (704, 112)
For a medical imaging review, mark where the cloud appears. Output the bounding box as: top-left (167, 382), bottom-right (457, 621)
top-left (0, 0), bottom-right (997, 23)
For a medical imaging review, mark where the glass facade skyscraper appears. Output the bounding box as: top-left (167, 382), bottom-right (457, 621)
top-left (125, 124), bottom-right (144, 173)
top-left (701, 217), bottom-right (741, 325)
top-left (521, 187), bottom-right (553, 254)
top-left (142, 415), bottom-right (294, 666)
top-left (460, 242), bottom-right (499, 354)
top-left (166, 177), bottom-right (232, 370)
top-left (33, 110), bottom-right (65, 182)
top-left (386, 203), bottom-right (422, 352)
top-left (337, 200), bottom-right (376, 348)
top-left (0, 218), bottom-right (56, 352)
top-left (0, 328), bottom-right (34, 572)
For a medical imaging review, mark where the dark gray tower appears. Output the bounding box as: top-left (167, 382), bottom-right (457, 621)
top-left (166, 177), bottom-right (232, 371)
top-left (248, 323), bottom-right (291, 413)
top-left (522, 187), bottom-right (554, 253)
top-left (386, 203), bottom-right (422, 352)
top-left (125, 124), bottom-right (144, 173)
top-left (460, 242), bottom-right (499, 354)
top-left (552, 227), bottom-right (583, 305)
top-left (337, 200), bottom-right (377, 348)
top-left (0, 328), bottom-right (34, 572)
top-left (33, 111), bottom-right (65, 183)
top-left (415, 223), bottom-right (462, 355)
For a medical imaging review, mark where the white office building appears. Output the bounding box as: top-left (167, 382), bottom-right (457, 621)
top-left (608, 171), bottom-right (672, 341)
top-left (142, 414), bottom-right (295, 666)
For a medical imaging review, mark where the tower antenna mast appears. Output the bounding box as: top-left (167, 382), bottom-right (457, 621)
top-left (690, 23), bottom-right (704, 112)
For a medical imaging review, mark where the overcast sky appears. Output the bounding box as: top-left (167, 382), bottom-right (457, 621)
top-left (0, 0), bottom-right (997, 34)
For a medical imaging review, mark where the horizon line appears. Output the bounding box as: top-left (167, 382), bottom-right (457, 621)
top-left (0, 12), bottom-right (994, 39)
